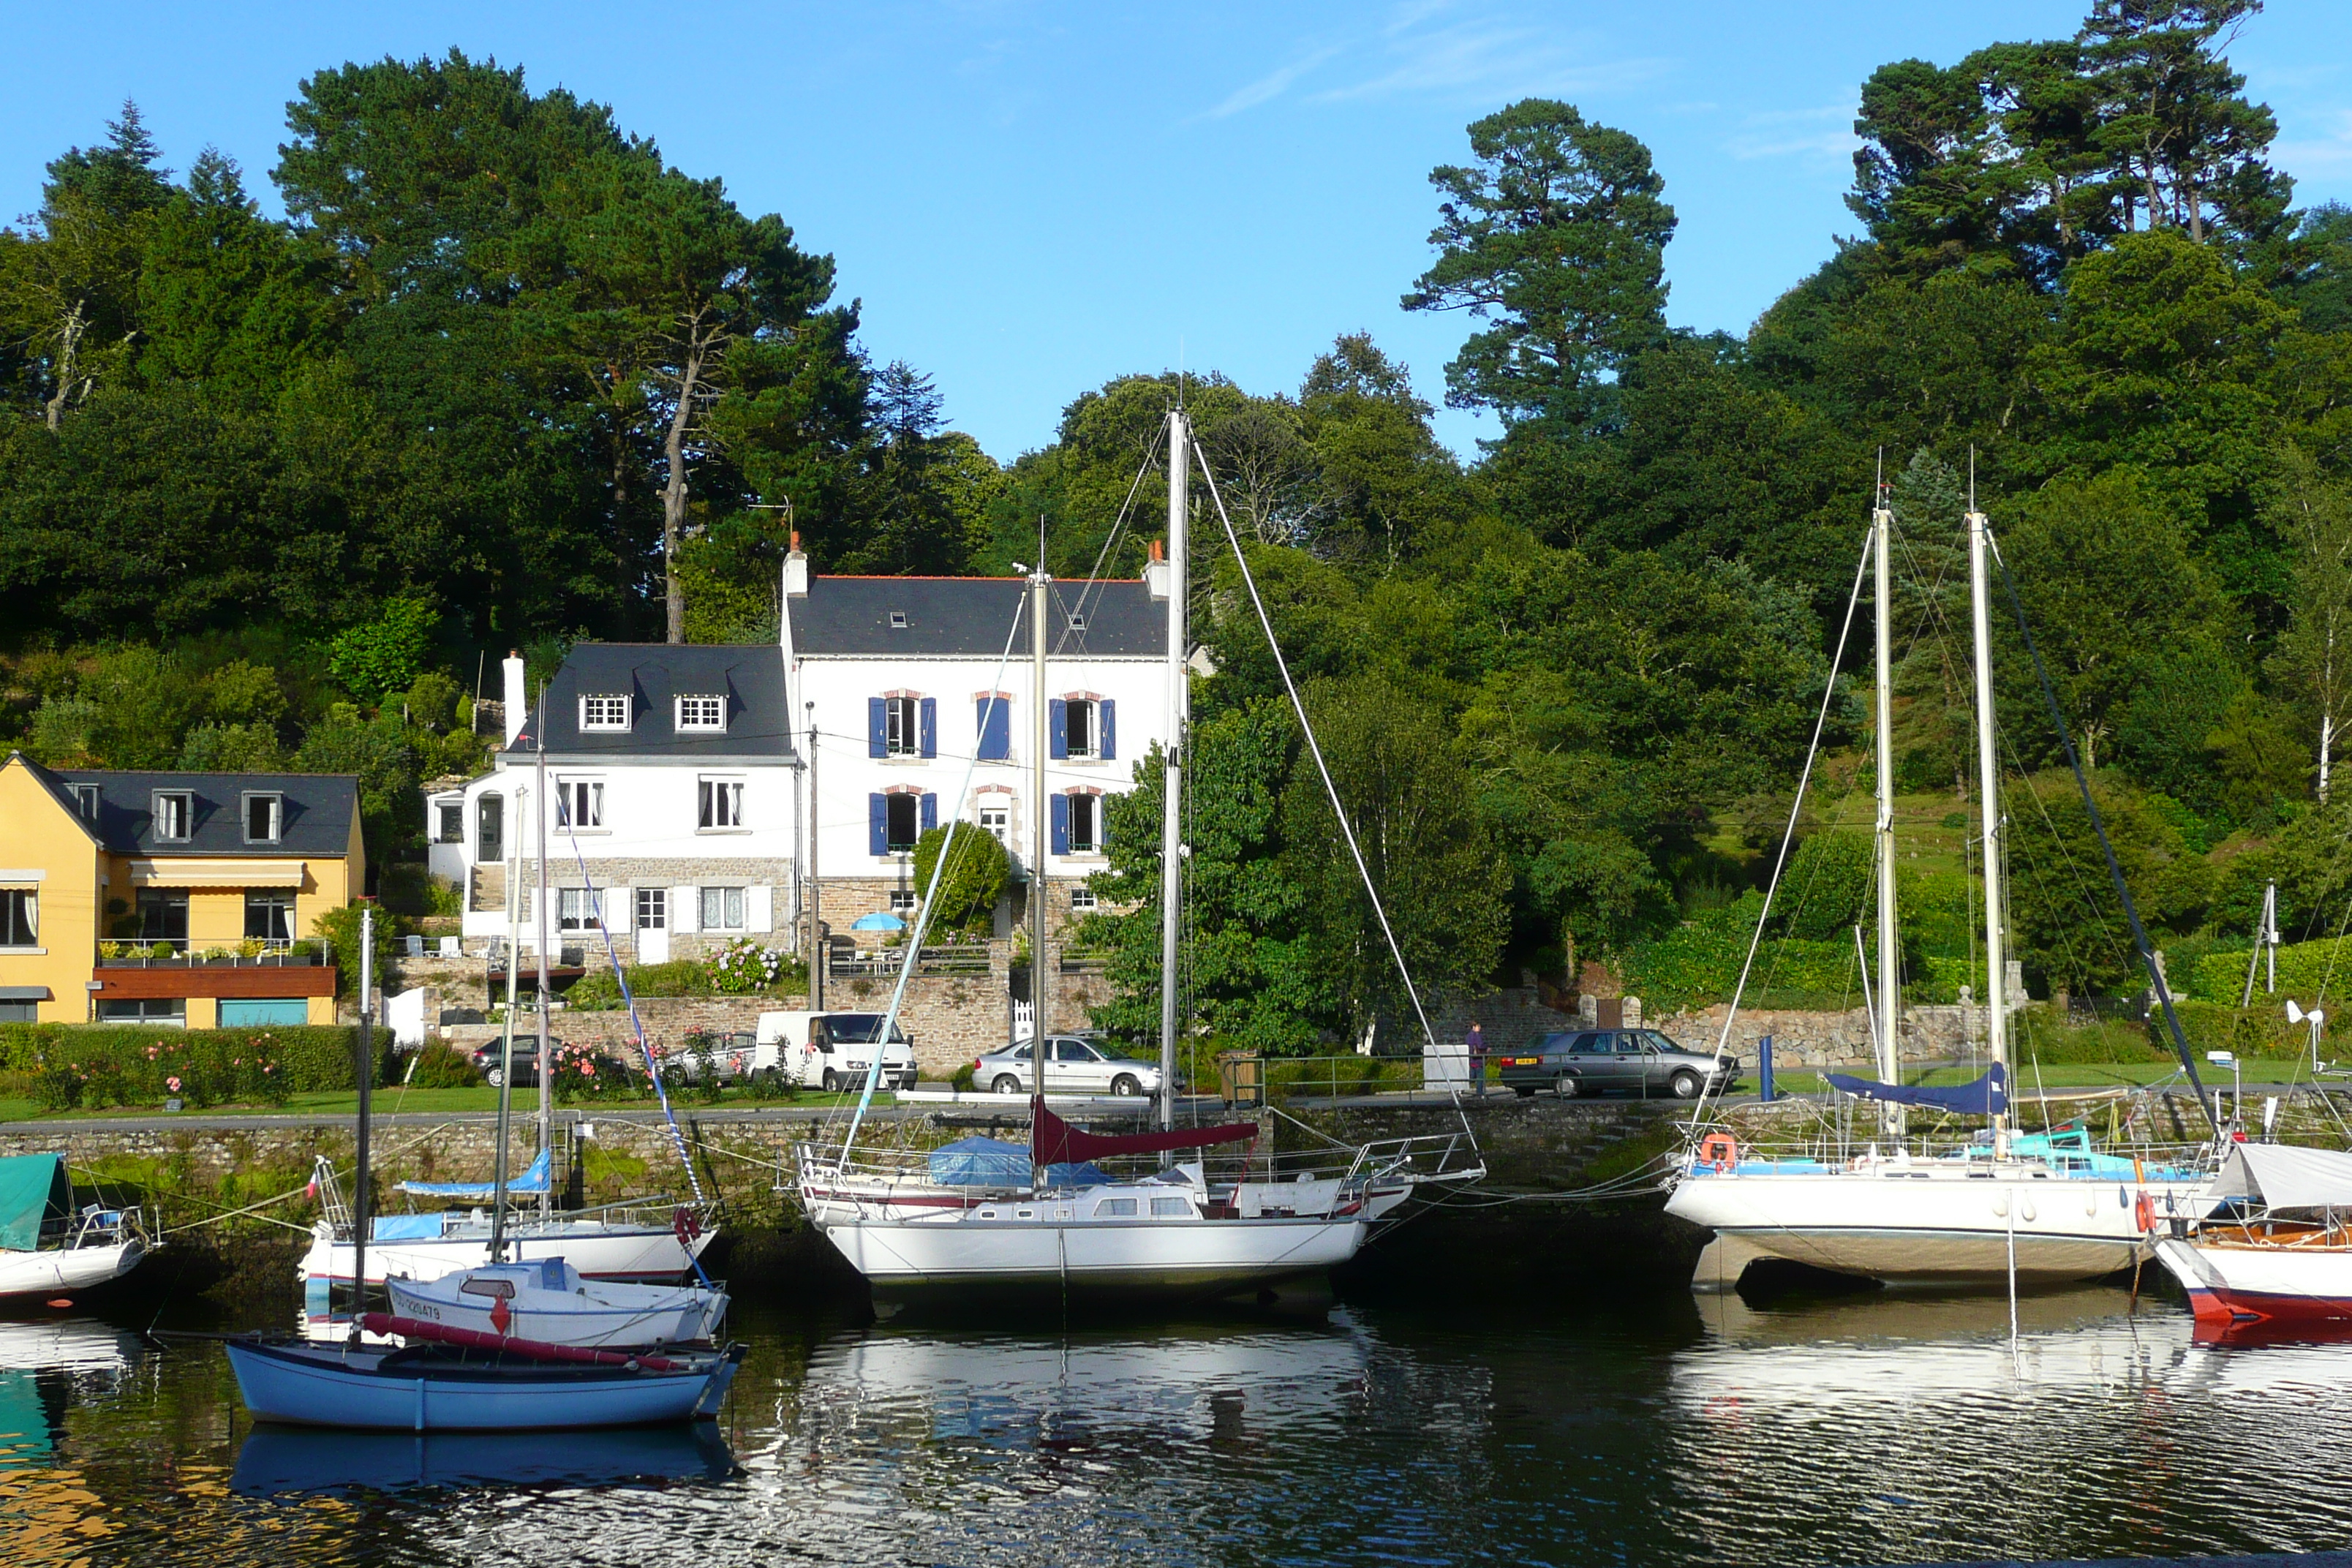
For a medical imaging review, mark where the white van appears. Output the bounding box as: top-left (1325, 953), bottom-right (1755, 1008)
top-left (753, 1011), bottom-right (919, 1093)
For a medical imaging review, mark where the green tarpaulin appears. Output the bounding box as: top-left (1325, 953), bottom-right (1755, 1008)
top-left (0, 1154), bottom-right (69, 1252)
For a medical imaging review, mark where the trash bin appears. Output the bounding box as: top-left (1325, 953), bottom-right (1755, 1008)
top-left (1217, 1051), bottom-right (1264, 1109)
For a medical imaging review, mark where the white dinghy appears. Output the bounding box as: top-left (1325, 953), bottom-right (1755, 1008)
top-left (386, 1257), bottom-right (727, 1349)
top-left (0, 1153), bottom-right (148, 1305)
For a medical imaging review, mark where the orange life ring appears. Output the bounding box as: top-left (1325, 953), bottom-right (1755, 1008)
top-left (1698, 1133), bottom-right (1737, 1173)
top-left (2133, 1191), bottom-right (2156, 1235)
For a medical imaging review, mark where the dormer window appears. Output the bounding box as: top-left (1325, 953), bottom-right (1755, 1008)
top-left (675, 694), bottom-right (725, 732)
top-left (579, 693), bottom-right (631, 731)
top-left (153, 791), bottom-right (194, 843)
top-left (72, 784), bottom-right (99, 820)
top-left (242, 791), bottom-right (283, 845)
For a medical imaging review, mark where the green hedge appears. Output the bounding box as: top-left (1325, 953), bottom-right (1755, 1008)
top-left (2189, 938), bottom-right (2352, 1004)
top-left (0, 1024), bottom-right (385, 1109)
top-left (1620, 897), bottom-right (1861, 1012)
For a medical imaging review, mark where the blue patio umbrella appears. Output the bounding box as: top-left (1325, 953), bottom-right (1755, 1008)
top-left (851, 912), bottom-right (906, 932)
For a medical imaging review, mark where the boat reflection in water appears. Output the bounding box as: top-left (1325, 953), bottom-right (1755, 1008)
top-left (231, 1421), bottom-right (736, 1496)
top-left (0, 1318), bottom-right (145, 1471)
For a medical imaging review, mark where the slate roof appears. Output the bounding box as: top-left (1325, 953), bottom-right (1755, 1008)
top-left (510, 644), bottom-right (798, 760)
top-left (790, 577), bottom-right (1163, 659)
top-left (37, 764), bottom-right (360, 858)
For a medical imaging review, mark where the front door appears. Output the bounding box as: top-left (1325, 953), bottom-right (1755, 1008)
top-left (636, 887), bottom-right (669, 964)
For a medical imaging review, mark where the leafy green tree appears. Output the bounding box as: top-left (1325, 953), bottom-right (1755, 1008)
top-left (1403, 99), bottom-right (1675, 426)
top-left (328, 598), bottom-right (437, 705)
top-left (910, 822), bottom-right (1010, 935)
top-left (2265, 444), bottom-right (2352, 802)
top-left (178, 720), bottom-right (287, 771)
top-left (2005, 770), bottom-right (2213, 995)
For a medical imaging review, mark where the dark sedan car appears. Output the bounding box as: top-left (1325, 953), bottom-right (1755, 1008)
top-left (1496, 1028), bottom-right (1738, 1101)
top-left (470, 1039), bottom-right (543, 1088)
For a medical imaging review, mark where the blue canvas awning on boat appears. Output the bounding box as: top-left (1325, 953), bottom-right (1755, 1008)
top-left (370, 1213), bottom-right (448, 1241)
top-left (928, 1137), bottom-right (1030, 1186)
top-left (0, 1153), bottom-right (69, 1252)
top-left (1824, 1063), bottom-right (2007, 1116)
top-left (396, 1148), bottom-right (551, 1199)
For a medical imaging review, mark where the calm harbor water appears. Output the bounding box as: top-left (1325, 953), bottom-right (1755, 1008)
top-left (6, 1286), bottom-right (2352, 1567)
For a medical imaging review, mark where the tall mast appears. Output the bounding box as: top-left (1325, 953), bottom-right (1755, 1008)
top-left (1031, 544), bottom-right (1052, 1112)
top-left (1158, 410), bottom-right (1189, 1134)
top-left (491, 775), bottom-right (520, 1264)
top-left (1873, 484), bottom-right (1902, 1131)
top-left (535, 722), bottom-right (553, 1221)
top-left (350, 903), bottom-right (373, 1331)
top-left (1967, 472), bottom-right (2010, 1156)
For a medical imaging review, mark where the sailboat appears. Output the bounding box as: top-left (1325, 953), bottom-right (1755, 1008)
top-left (298, 737), bottom-right (718, 1336)
top-left (0, 1154), bottom-right (148, 1305)
top-left (1665, 482), bottom-right (2217, 1289)
top-left (796, 408), bottom-right (1482, 1305)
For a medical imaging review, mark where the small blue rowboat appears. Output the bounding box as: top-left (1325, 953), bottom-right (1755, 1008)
top-left (223, 1325), bottom-right (744, 1431)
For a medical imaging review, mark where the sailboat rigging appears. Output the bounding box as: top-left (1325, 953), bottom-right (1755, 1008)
top-left (796, 406), bottom-right (1482, 1304)
top-left (1665, 470), bottom-right (2218, 1290)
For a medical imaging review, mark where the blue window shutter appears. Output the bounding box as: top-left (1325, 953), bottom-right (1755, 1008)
top-left (1050, 794), bottom-right (1070, 856)
top-left (1098, 698), bottom-right (1115, 760)
top-left (919, 697), bottom-right (938, 758)
top-left (921, 793), bottom-right (938, 832)
top-left (867, 698), bottom-right (888, 758)
top-left (977, 697), bottom-right (1009, 761)
top-left (1049, 699), bottom-right (1068, 760)
top-left (868, 794), bottom-right (889, 856)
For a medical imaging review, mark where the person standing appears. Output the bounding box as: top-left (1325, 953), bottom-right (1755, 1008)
top-left (1466, 1019), bottom-right (1485, 1098)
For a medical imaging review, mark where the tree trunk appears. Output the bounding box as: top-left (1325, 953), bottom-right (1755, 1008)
top-left (43, 301), bottom-right (87, 432)
top-left (662, 339), bottom-right (706, 645)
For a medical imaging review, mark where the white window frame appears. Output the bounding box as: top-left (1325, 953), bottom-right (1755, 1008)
top-left (433, 799), bottom-right (464, 844)
top-left (1070, 886), bottom-right (1098, 912)
top-left (72, 784), bottom-right (99, 820)
top-left (699, 886), bottom-right (747, 932)
top-left (636, 887), bottom-right (667, 931)
top-left (884, 695), bottom-right (921, 757)
top-left (241, 791), bottom-right (283, 845)
top-left (556, 778), bottom-right (604, 830)
top-left (0, 888), bottom-right (37, 949)
top-left (1068, 792), bottom-right (1099, 853)
top-left (153, 791), bottom-right (194, 843)
top-left (889, 889), bottom-right (917, 912)
top-left (978, 800), bottom-right (1011, 843)
top-left (675, 693), bottom-right (725, 732)
top-left (698, 777), bottom-right (745, 831)
top-left (1063, 698), bottom-right (1097, 760)
top-left (556, 887), bottom-right (595, 932)
top-left (578, 693), bottom-right (632, 731)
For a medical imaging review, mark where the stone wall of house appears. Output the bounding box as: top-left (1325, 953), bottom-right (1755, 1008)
top-left (1647, 1001), bottom-right (2008, 1068)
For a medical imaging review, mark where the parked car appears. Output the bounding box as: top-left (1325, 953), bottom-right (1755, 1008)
top-left (470, 1038), bottom-right (543, 1088)
top-left (661, 1031), bottom-right (755, 1084)
top-left (973, 1036), bottom-right (1163, 1098)
top-left (1495, 1028), bottom-right (1738, 1101)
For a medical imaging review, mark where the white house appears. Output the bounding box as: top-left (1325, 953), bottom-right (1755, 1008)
top-left (427, 643), bottom-right (801, 962)
top-left (423, 543), bottom-right (1175, 963)
top-left (781, 543), bottom-right (1174, 940)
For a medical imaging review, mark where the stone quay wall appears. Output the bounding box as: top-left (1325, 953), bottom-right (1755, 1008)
top-left (1647, 1001), bottom-right (2007, 1068)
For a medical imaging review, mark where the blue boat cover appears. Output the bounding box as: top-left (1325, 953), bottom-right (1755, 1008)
top-left (370, 1213), bottom-right (447, 1241)
top-left (1043, 1163), bottom-right (1109, 1188)
top-left (928, 1137), bottom-right (1030, 1186)
top-left (397, 1149), bottom-right (551, 1199)
top-left (0, 1153), bottom-right (68, 1252)
top-left (1824, 1063), bottom-right (2007, 1115)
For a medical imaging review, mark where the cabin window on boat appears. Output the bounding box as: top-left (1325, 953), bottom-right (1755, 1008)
top-left (0, 889), bottom-right (34, 948)
top-left (1095, 1198), bottom-right (1137, 1217)
top-left (1150, 1197), bottom-right (1191, 1218)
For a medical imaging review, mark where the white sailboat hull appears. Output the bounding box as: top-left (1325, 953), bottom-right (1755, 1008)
top-left (0, 1239), bottom-right (146, 1300)
top-left (1667, 1166), bottom-right (2211, 1287)
top-left (816, 1208), bottom-right (1367, 1299)
top-left (301, 1221), bottom-right (714, 1335)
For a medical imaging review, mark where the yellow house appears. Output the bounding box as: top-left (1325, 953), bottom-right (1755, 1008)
top-left (0, 754), bottom-right (363, 1028)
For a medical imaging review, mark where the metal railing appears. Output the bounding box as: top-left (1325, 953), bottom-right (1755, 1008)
top-left (827, 945), bottom-right (993, 978)
top-left (95, 938), bottom-right (330, 967)
top-left (1258, 1055), bottom-right (1428, 1102)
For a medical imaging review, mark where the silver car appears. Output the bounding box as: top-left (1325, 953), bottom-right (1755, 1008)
top-left (973, 1036), bottom-right (1163, 1097)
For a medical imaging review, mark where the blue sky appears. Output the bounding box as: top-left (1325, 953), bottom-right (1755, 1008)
top-left (6, 1), bottom-right (2351, 461)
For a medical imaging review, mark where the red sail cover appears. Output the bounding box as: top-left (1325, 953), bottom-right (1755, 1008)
top-left (1030, 1098), bottom-right (1256, 1166)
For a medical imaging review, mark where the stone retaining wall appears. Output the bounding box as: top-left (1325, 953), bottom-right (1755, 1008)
top-left (1648, 1001), bottom-right (2008, 1068)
